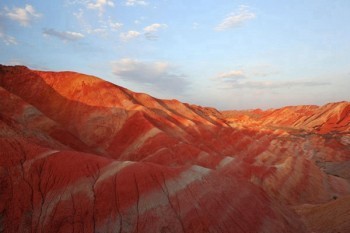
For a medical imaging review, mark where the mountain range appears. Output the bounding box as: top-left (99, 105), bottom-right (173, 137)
top-left (0, 65), bottom-right (349, 233)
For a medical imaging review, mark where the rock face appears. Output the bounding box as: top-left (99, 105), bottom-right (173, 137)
top-left (0, 65), bottom-right (349, 233)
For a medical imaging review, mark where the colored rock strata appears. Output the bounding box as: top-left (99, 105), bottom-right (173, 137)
top-left (0, 65), bottom-right (349, 233)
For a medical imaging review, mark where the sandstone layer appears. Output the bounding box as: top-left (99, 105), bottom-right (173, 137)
top-left (0, 65), bottom-right (349, 233)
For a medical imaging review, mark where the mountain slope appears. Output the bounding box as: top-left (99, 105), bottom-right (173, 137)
top-left (1, 65), bottom-right (349, 233)
top-left (223, 102), bottom-right (350, 134)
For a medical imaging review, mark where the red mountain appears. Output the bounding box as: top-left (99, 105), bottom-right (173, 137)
top-left (0, 65), bottom-right (349, 233)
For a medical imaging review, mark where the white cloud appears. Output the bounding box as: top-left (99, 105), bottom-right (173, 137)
top-left (226, 81), bottom-right (331, 89)
top-left (215, 70), bottom-right (330, 90)
top-left (65, 0), bottom-right (90, 5)
top-left (73, 9), bottom-right (122, 35)
top-left (112, 58), bottom-right (189, 94)
top-left (87, 28), bottom-right (108, 34)
top-left (73, 8), bottom-right (93, 32)
top-left (143, 23), bottom-right (167, 33)
top-left (3, 4), bottom-right (41, 26)
top-left (217, 70), bottom-right (246, 79)
top-left (119, 30), bottom-right (141, 41)
top-left (109, 20), bottom-right (123, 30)
top-left (73, 8), bottom-right (84, 21)
top-left (0, 20), bottom-right (17, 45)
top-left (134, 16), bottom-right (146, 25)
top-left (43, 28), bottom-right (85, 42)
top-left (143, 23), bottom-right (167, 40)
top-left (73, 9), bottom-right (104, 34)
top-left (87, 0), bottom-right (114, 14)
top-left (125, 0), bottom-right (148, 6)
top-left (85, 19), bottom-right (121, 34)
top-left (215, 69), bottom-right (330, 89)
top-left (0, 31), bottom-right (17, 45)
top-left (215, 5), bottom-right (255, 31)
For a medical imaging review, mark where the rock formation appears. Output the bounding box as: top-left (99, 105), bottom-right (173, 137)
top-left (0, 65), bottom-right (349, 232)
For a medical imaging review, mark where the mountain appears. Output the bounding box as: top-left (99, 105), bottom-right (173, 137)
top-left (0, 65), bottom-right (349, 233)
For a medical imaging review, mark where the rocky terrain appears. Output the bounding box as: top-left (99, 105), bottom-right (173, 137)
top-left (0, 65), bottom-right (349, 233)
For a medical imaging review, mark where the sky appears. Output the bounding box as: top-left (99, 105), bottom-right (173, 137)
top-left (0, 0), bottom-right (349, 110)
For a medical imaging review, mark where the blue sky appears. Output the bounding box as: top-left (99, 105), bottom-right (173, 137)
top-left (0, 0), bottom-right (349, 109)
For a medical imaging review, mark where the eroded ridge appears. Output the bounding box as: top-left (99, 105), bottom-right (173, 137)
top-left (1, 65), bottom-right (349, 233)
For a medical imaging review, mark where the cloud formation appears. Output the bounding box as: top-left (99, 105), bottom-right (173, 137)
top-left (215, 5), bottom-right (255, 31)
top-left (215, 69), bottom-right (330, 89)
top-left (3, 4), bottom-right (41, 26)
top-left (143, 23), bottom-right (167, 40)
top-left (43, 28), bottom-right (85, 42)
top-left (0, 20), bottom-right (18, 45)
top-left (119, 23), bottom-right (167, 42)
top-left (143, 23), bottom-right (167, 33)
top-left (112, 58), bottom-right (189, 94)
top-left (0, 30), bottom-right (17, 45)
top-left (109, 20), bottom-right (123, 30)
top-left (125, 0), bottom-right (148, 6)
top-left (88, 19), bottom-right (122, 34)
top-left (87, 0), bottom-right (114, 14)
top-left (119, 30), bottom-right (141, 41)
top-left (226, 81), bottom-right (331, 89)
top-left (217, 70), bottom-right (246, 79)
top-left (73, 9), bottom-right (122, 36)
top-left (0, 16), bottom-right (17, 45)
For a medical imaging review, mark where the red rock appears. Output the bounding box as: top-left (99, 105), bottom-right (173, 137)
top-left (1, 65), bottom-right (349, 232)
